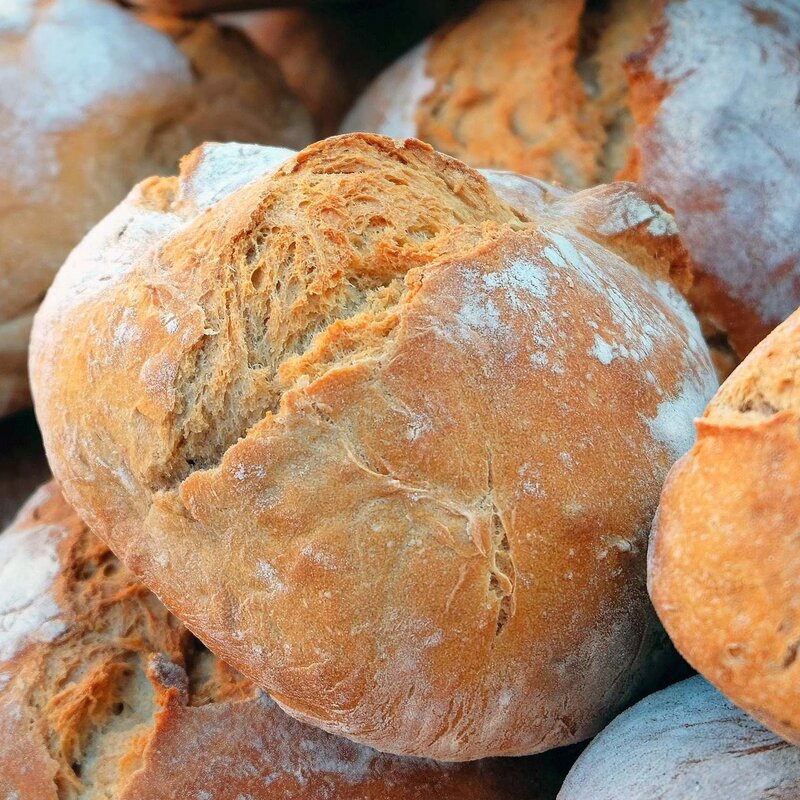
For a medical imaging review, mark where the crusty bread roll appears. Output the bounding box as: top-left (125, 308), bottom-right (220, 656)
top-left (0, 0), bottom-right (313, 420)
top-left (557, 676), bottom-right (800, 800)
top-left (30, 133), bottom-right (717, 760)
top-left (650, 307), bottom-right (800, 746)
top-left (342, 0), bottom-right (800, 361)
top-left (0, 482), bottom-right (570, 798)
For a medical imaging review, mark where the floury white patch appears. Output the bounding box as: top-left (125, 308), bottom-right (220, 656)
top-left (0, 519), bottom-right (66, 662)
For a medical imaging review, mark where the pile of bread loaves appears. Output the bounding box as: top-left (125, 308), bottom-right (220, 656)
top-left (1, 0), bottom-right (798, 797)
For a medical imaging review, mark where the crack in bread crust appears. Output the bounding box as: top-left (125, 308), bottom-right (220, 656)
top-left (144, 137), bottom-right (522, 490)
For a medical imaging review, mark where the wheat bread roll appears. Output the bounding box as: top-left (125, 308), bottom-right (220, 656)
top-left (0, 0), bottom-right (312, 419)
top-left (342, 0), bottom-right (800, 362)
top-left (0, 482), bottom-right (570, 798)
top-left (650, 307), bottom-right (800, 746)
top-left (557, 676), bottom-right (800, 800)
top-left (30, 133), bottom-right (717, 760)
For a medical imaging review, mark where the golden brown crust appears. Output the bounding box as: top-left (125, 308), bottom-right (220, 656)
top-left (31, 134), bottom-right (716, 760)
top-left (418, 0), bottom-right (599, 187)
top-left (343, 0), bottom-right (655, 187)
top-left (650, 307), bottom-right (800, 745)
top-left (344, 0), bottom-right (800, 362)
top-left (0, 482), bottom-right (570, 799)
top-left (0, 0), bottom-right (312, 419)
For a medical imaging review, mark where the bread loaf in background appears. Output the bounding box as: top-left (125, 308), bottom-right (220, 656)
top-left (343, 0), bottom-right (800, 363)
top-left (0, 0), bottom-right (313, 419)
top-left (0, 482), bottom-right (572, 799)
top-left (557, 676), bottom-right (800, 800)
top-left (226, 0), bottom-right (478, 136)
top-left (30, 132), bottom-right (717, 760)
top-left (650, 306), bottom-right (800, 746)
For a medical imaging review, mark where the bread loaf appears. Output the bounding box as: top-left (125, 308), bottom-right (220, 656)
top-left (343, 0), bottom-right (800, 361)
top-left (0, 482), bottom-right (570, 798)
top-left (650, 306), bottom-right (800, 745)
top-left (30, 133), bottom-right (717, 760)
top-left (558, 676), bottom-right (800, 800)
top-left (0, 0), bottom-right (313, 418)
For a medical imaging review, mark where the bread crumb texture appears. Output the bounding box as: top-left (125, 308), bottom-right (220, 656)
top-left (343, 0), bottom-right (800, 360)
top-left (650, 307), bottom-right (800, 747)
top-left (31, 134), bottom-right (717, 760)
top-left (0, 482), bottom-right (570, 799)
top-left (558, 676), bottom-right (800, 800)
top-left (0, 0), bottom-right (312, 418)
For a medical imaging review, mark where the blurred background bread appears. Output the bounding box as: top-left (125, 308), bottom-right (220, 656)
top-left (31, 134), bottom-right (716, 760)
top-left (650, 306), bottom-right (800, 746)
top-left (343, 0), bottom-right (800, 364)
top-left (0, 0), bottom-right (313, 419)
top-left (557, 676), bottom-right (800, 800)
top-left (0, 482), bottom-right (572, 799)
top-left (226, 1), bottom-right (479, 136)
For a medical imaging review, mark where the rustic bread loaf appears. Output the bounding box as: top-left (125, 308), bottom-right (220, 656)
top-left (650, 307), bottom-right (800, 746)
top-left (0, 0), bottom-right (312, 419)
top-left (343, 0), bottom-right (800, 361)
top-left (0, 482), bottom-right (571, 799)
top-left (558, 676), bottom-right (800, 800)
top-left (30, 133), bottom-right (717, 760)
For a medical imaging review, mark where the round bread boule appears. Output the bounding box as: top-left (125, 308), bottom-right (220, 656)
top-left (0, 0), bottom-right (313, 419)
top-left (0, 482), bottom-right (569, 799)
top-left (30, 133), bottom-right (717, 760)
top-left (557, 676), bottom-right (800, 800)
top-left (342, 0), bottom-right (800, 362)
top-left (650, 307), bottom-right (800, 746)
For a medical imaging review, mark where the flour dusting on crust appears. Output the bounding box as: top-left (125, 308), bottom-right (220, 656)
top-left (559, 677), bottom-right (800, 799)
top-left (178, 142), bottom-right (296, 210)
top-left (634, 0), bottom-right (800, 341)
top-left (341, 40), bottom-right (433, 138)
top-left (38, 142), bottom-right (299, 323)
top-left (0, 501), bottom-right (65, 664)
